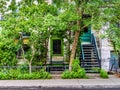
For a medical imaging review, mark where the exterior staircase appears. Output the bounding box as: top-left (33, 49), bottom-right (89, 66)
top-left (80, 34), bottom-right (101, 73)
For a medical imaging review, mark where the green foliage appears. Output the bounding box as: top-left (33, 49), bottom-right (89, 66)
top-left (106, 24), bottom-right (120, 52)
top-left (62, 59), bottom-right (86, 79)
top-left (0, 68), bottom-right (51, 80)
top-left (100, 69), bottom-right (109, 78)
top-left (0, 36), bottom-right (18, 66)
top-left (8, 69), bottom-right (21, 79)
top-left (0, 72), bottom-right (9, 80)
top-left (18, 63), bottom-right (29, 74)
top-left (72, 59), bottom-right (80, 72)
top-left (61, 70), bottom-right (72, 79)
top-left (38, 69), bottom-right (51, 79)
top-left (92, 67), bottom-right (100, 73)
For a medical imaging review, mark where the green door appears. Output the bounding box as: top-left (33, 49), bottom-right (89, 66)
top-left (50, 37), bottom-right (63, 56)
top-left (80, 27), bottom-right (91, 43)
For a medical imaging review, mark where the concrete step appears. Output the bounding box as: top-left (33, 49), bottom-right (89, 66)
top-left (81, 62), bottom-right (99, 64)
top-left (51, 71), bottom-right (62, 79)
top-left (82, 44), bottom-right (94, 47)
top-left (51, 74), bottom-right (62, 79)
top-left (49, 67), bottom-right (65, 71)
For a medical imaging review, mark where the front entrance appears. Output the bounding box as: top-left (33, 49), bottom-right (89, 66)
top-left (51, 38), bottom-right (63, 56)
top-left (50, 38), bottom-right (64, 62)
top-left (49, 37), bottom-right (65, 72)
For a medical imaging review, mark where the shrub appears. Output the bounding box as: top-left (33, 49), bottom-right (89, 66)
top-left (72, 59), bottom-right (80, 72)
top-left (18, 63), bottom-right (29, 74)
top-left (61, 70), bottom-right (72, 79)
top-left (62, 59), bottom-right (87, 79)
top-left (38, 69), bottom-right (52, 79)
top-left (0, 68), bottom-right (51, 80)
top-left (77, 68), bottom-right (86, 78)
top-left (0, 72), bottom-right (9, 80)
top-left (8, 69), bottom-right (21, 79)
top-left (100, 69), bottom-right (109, 78)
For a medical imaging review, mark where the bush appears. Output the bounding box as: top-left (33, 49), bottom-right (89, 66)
top-left (77, 68), bottom-right (86, 78)
top-left (61, 70), bottom-right (72, 79)
top-left (100, 69), bottom-right (109, 78)
top-left (18, 63), bottom-right (29, 74)
top-left (0, 68), bottom-right (51, 80)
top-left (72, 59), bottom-right (81, 72)
top-left (38, 69), bottom-right (51, 79)
top-left (62, 59), bottom-right (87, 79)
top-left (0, 72), bottom-right (9, 80)
top-left (8, 69), bottom-right (21, 79)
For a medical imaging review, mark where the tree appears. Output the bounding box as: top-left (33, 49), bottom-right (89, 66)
top-left (0, 34), bottom-right (18, 66)
top-left (0, 0), bottom-right (19, 66)
top-left (53, 0), bottom-right (120, 70)
top-left (105, 1), bottom-right (120, 52)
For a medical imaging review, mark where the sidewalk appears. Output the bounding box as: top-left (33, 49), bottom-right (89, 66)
top-left (0, 75), bottom-right (120, 88)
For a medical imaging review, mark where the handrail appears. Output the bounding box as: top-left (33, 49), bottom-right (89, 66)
top-left (81, 45), bottom-right (85, 66)
top-left (91, 34), bottom-right (101, 67)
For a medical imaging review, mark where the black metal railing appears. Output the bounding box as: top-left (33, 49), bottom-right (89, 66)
top-left (91, 34), bottom-right (101, 68)
top-left (80, 45), bottom-right (85, 67)
top-left (0, 65), bottom-right (69, 73)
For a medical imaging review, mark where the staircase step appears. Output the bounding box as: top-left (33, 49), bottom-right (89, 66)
top-left (84, 57), bottom-right (97, 59)
top-left (82, 44), bottom-right (94, 47)
top-left (82, 66), bottom-right (100, 69)
top-left (82, 65), bottom-right (100, 67)
top-left (84, 55), bottom-right (97, 57)
top-left (81, 60), bottom-right (98, 62)
top-left (51, 72), bottom-right (62, 79)
top-left (81, 51), bottom-right (96, 54)
top-left (81, 62), bottom-right (99, 64)
top-left (83, 49), bottom-right (95, 51)
top-left (83, 47), bottom-right (95, 49)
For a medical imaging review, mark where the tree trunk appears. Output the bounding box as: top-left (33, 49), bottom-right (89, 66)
top-left (28, 62), bottom-right (32, 74)
top-left (69, 30), bottom-right (80, 71)
top-left (68, 30), bottom-right (71, 62)
top-left (69, 2), bottom-right (82, 71)
top-left (28, 44), bottom-right (35, 74)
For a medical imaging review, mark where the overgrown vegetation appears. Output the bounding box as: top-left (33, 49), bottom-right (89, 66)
top-left (62, 59), bottom-right (87, 79)
top-left (0, 68), bottom-right (51, 80)
top-left (100, 69), bottom-right (109, 78)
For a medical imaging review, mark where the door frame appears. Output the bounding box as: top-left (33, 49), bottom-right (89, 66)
top-left (50, 37), bottom-right (64, 56)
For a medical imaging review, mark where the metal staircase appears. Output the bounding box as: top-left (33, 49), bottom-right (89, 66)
top-left (80, 34), bottom-right (101, 72)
